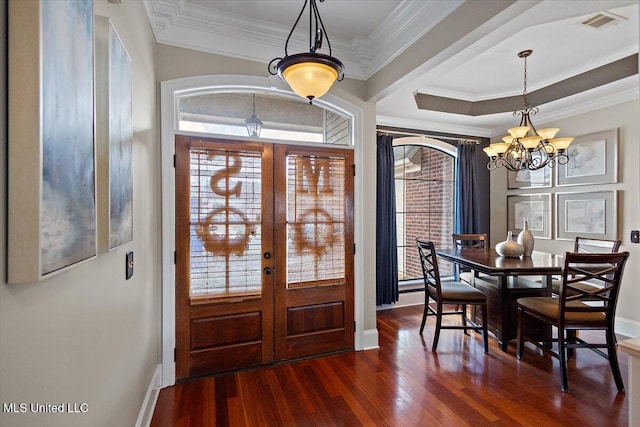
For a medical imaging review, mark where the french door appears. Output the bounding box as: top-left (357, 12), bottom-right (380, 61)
top-left (175, 135), bottom-right (354, 380)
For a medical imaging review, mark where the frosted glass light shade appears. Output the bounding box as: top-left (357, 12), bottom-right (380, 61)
top-left (491, 142), bottom-right (511, 155)
top-left (508, 126), bottom-right (530, 138)
top-left (276, 53), bottom-right (344, 102)
top-left (551, 137), bottom-right (574, 151)
top-left (282, 62), bottom-right (338, 100)
top-left (521, 136), bottom-right (542, 149)
top-left (502, 136), bottom-right (514, 144)
top-left (537, 128), bottom-right (560, 140)
top-left (483, 145), bottom-right (497, 157)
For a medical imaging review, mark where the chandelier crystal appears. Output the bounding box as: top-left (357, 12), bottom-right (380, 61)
top-left (268, 0), bottom-right (344, 104)
top-left (484, 50), bottom-right (574, 171)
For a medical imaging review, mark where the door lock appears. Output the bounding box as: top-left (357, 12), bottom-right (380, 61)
top-left (263, 267), bottom-right (274, 275)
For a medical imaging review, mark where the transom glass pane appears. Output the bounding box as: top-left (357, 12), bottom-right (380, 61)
top-left (177, 92), bottom-right (351, 146)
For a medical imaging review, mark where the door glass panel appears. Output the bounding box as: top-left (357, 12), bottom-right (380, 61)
top-left (286, 154), bottom-right (346, 287)
top-left (189, 147), bottom-right (262, 300)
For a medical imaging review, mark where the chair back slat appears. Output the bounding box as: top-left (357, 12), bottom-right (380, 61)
top-left (416, 239), bottom-right (442, 299)
top-left (559, 252), bottom-right (629, 321)
top-left (452, 233), bottom-right (488, 250)
top-left (574, 237), bottom-right (621, 253)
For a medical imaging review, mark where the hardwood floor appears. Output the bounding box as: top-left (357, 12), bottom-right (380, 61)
top-left (151, 305), bottom-right (629, 426)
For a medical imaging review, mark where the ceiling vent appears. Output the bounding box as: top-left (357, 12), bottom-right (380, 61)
top-left (579, 11), bottom-right (627, 30)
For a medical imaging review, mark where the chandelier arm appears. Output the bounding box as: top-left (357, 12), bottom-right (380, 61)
top-left (313, 0), bottom-right (332, 57)
top-left (284, 0), bottom-right (309, 56)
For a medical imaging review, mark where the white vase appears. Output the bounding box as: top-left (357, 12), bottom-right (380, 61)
top-left (495, 231), bottom-right (524, 258)
top-left (517, 217), bottom-right (535, 257)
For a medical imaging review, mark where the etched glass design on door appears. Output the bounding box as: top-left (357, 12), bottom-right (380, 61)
top-left (189, 148), bottom-right (262, 299)
top-left (286, 154), bottom-right (346, 287)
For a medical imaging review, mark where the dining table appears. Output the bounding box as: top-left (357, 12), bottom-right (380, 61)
top-left (435, 248), bottom-right (565, 351)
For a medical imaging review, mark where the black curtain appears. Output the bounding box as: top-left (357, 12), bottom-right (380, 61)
top-left (376, 134), bottom-right (399, 306)
top-left (456, 142), bottom-right (482, 234)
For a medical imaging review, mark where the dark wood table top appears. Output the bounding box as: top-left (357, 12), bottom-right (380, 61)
top-left (435, 248), bottom-right (564, 276)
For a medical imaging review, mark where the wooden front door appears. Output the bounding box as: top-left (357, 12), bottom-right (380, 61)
top-left (175, 135), bottom-right (354, 380)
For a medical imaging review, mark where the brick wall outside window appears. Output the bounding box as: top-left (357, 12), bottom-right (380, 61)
top-left (396, 146), bottom-right (456, 281)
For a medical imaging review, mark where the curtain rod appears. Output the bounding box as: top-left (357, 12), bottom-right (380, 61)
top-left (377, 128), bottom-right (479, 144)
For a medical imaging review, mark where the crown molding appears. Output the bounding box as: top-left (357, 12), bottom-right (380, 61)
top-left (143, 0), bottom-right (463, 80)
top-left (415, 54), bottom-right (638, 116)
top-left (366, 0), bottom-right (464, 76)
top-left (376, 114), bottom-right (493, 138)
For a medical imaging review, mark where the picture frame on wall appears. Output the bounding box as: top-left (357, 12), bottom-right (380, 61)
top-left (556, 129), bottom-right (618, 186)
top-left (507, 152), bottom-right (552, 189)
top-left (556, 191), bottom-right (617, 241)
top-left (507, 194), bottom-right (552, 239)
top-left (8, 0), bottom-right (96, 282)
top-left (96, 17), bottom-right (133, 252)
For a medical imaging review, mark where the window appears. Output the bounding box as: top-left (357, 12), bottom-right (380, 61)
top-left (176, 92), bottom-right (351, 146)
top-left (394, 142), bottom-right (456, 283)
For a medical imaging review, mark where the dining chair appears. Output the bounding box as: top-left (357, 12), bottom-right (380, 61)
top-left (516, 251), bottom-right (629, 392)
top-left (416, 239), bottom-right (489, 353)
top-left (549, 237), bottom-right (621, 295)
top-left (451, 233), bottom-right (490, 284)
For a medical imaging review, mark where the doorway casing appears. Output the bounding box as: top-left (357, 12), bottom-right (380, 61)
top-left (159, 75), bottom-right (374, 387)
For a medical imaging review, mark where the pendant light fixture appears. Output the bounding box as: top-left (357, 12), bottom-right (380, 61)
top-left (268, 0), bottom-right (344, 104)
top-left (484, 50), bottom-right (574, 171)
top-left (245, 93), bottom-right (263, 137)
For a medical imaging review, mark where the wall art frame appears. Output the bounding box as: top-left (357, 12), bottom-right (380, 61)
top-left (8, 0), bottom-right (96, 283)
top-left (555, 191), bottom-right (617, 241)
top-left (556, 129), bottom-right (618, 186)
top-left (507, 152), bottom-right (552, 189)
top-left (507, 194), bottom-right (552, 239)
top-left (95, 16), bottom-right (133, 252)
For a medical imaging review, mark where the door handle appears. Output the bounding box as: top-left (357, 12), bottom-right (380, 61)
top-left (263, 267), bottom-right (274, 275)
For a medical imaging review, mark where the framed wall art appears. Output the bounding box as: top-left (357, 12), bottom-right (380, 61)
top-left (556, 191), bottom-right (617, 240)
top-left (507, 153), bottom-right (552, 189)
top-left (556, 129), bottom-right (618, 186)
top-left (96, 17), bottom-right (133, 252)
top-left (507, 194), bottom-right (552, 239)
top-left (8, 0), bottom-right (96, 282)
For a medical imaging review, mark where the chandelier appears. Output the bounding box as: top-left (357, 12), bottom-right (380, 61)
top-left (484, 50), bottom-right (574, 171)
top-left (245, 94), bottom-right (263, 137)
top-left (268, 0), bottom-right (344, 104)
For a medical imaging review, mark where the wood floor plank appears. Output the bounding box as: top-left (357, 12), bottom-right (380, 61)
top-left (151, 305), bottom-right (629, 426)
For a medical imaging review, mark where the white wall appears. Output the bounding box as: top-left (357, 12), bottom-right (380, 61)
top-left (490, 99), bottom-right (640, 337)
top-left (0, 1), bottom-right (160, 426)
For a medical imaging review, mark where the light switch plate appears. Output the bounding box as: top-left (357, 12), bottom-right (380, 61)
top-left (631, 230), bottom-right (640, 244)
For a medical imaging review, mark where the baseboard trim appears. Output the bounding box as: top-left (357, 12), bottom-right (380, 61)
top-left (361, 328), bottom-right (380, 350)
top-left (616, 317), bottom-right (640, 339)
top-left (136, 364), bottom-right (162, 427)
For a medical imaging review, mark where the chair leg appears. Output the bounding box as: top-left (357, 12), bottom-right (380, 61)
top-left (481, 302), bottom-right (488, 353)
top-left (432, 304), bottom-right (443, 352)
top-left (558, 329), bottom-right (569, 392)
top-left (606, 327), bottom-right (625, 392)
top-left (461, 304), bottom-right (468, 335)
top-left (419, 298), bottom-right (428, 334)
top-left (567, 330), bottom-right (577, 359)
top-left (516, 307), bottom-right (524, 360)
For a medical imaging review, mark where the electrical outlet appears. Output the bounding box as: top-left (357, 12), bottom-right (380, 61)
top-left (631, 230), bottom-right (640, 244)
top-left (126, 251), bottom-right (134, 279)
